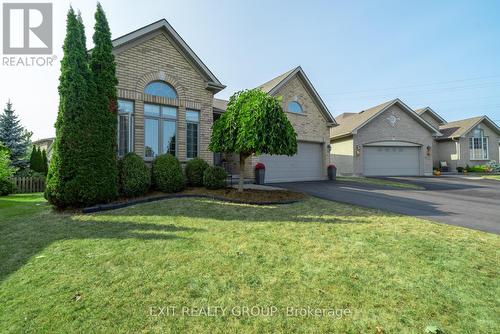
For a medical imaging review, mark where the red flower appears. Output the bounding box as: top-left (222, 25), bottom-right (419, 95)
top-left (255, 163), bottom-right (266, 170)
top-left (327, 164), bottom-right (336, 169)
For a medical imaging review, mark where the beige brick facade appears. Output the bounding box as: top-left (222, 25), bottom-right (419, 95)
top-left (114, 31), bottom-right (215, 164)
top-left (243, 75), bottom-right (332, 178)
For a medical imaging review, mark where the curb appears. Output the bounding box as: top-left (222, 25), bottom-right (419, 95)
top-left (82, 194), bottom-right (304, 214)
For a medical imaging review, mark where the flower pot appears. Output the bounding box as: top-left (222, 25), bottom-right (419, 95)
top-left (328, 166), bottom-right (337, 180)
top-left (255, 168), bottom-right (265, 185)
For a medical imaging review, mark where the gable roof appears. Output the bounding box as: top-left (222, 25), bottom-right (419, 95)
top-left (416, 107), bottom-right (447, 125)
top-left (111, 19), bottom-right (225, 93)
top-left (257, 66), bottom-right (336, 125)
top-left (437, 115), bottom-right (500, 140)
top-left (330, 98), bottom-right (442, 139)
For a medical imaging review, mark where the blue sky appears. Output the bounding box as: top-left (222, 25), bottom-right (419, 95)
top-left (1, 0), bottom-right (499, 139)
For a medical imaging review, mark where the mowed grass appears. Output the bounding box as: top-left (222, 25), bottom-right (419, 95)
top-left (337, 176), bottom-right (425, 190)
top-left (482, 175), bottom-right (500, 181)
top-left (1, 194), bottom-right (499, 333)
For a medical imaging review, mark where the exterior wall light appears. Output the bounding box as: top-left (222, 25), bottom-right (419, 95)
top-left (426, 145), bottom-right (432, 156)
top-left (356, 145), bottom-right (361, 156)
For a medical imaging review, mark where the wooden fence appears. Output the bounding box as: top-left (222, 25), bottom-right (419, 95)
top-left (11, 177), bottom-right (46, 193)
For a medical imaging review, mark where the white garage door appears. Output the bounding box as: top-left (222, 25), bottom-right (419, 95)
top-left (363, 146), bottom-right (420, 176)
top-left (259, 142), bottom-right (324, 183)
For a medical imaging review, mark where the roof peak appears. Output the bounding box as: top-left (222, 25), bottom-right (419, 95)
top-left (111, 18), bottom-right (225, 93)
top-left (256, 66), bottom-right (335, 124)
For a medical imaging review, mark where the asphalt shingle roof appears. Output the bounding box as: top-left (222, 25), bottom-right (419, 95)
top-left (330, 99), bottom-right (396, 138)
top-left (437, 116), bottom-right (485, 139)
top-left (257, 68), bottom-right (296, 93)
top-left (213, 98), bottom-right (228, 112)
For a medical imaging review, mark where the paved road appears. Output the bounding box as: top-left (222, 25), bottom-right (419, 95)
top-left (275, 177), bottom-right (500, 234)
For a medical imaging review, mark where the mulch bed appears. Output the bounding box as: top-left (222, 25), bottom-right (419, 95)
top-left (82, 187), bottom-right (307, 213)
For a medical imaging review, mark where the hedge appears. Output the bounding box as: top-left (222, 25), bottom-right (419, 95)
top-left (203, 166), bottom-right (227, 190)
top-left (119, 153), bottom-right (150, 197)
top-left (185, 158), bottom-right (209, 186)
top-left (152, 154), bottom-right (185, 193)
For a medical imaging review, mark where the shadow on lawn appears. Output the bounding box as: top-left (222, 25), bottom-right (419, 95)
top-left (0, 191), bottom-right (450, 283)
top-left (99, 192), bottom-right (451, 223)
top-left (0, 201), bottom-right (205, 282)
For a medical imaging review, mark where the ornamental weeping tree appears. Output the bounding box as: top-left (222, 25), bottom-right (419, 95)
top-left (209, 89), bottom-right (297, 191)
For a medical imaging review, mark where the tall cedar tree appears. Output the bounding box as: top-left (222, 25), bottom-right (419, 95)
top-left (88, 2), bottom-right (119, 200)
top-left (209, 89), bottom-right (297, 191)
top-left (29, 145), bottom-right (37, 171)
top-left (29, 146), bottom-right (42, 172)
top-left (46, 8), bottom-right (102, 207)
top-left (41, 149), bottom-right (48, 175)
top-left (0, 100), bottom-right (31, 170)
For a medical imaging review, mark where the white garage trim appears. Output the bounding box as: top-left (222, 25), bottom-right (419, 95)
top-left (258, 141), bottom-right (324, 183)
top-left (364, 141), bottom-right (421, 147)
top-left (363, 145), bottom-right (421, 176)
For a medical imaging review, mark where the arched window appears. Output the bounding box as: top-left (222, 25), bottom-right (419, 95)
top-left (470, 127), bottom-right (488, 160)
top-left (288, 101), bottom-right (303, 113)
top-left (144, 81), bottom-right (178, 99)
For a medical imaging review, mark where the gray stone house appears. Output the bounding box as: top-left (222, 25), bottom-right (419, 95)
top-left (416, 109), bottom-right (500, 171)
top-left (330, 99), bottom-right (441, 176)
top-left (331, 99), bottom-right (500, 176)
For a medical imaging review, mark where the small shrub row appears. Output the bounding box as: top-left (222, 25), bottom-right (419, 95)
top-left (464, 164), bottom-right (490, 173)
top-left (117, 154), bottom-right (227, 198)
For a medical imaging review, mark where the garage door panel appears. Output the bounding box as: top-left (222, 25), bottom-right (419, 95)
top-left (364, 146), bottom-right (420, 176)
top-left (259, 142), bottom-right (323, 183)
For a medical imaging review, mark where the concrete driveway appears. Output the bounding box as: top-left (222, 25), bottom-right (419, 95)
top-left (275, 176), bottom-right (500, 234)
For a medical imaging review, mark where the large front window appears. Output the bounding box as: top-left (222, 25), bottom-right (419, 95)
top-left (186, 110), bottom-right (199, 159)
top-left (144, 103), bottom-right (177, 158)
top-left (118, 100), bottom-right (134, 157)
top-left (469, 128), bottom-right (488, 160)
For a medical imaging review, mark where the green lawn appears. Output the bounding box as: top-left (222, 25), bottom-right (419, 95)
top-left (337, 176), bottom-right (425, 190)
top-left (481, 175), bottom-right (500, 181)
top-left (1, 194), bottom-right (498, 333)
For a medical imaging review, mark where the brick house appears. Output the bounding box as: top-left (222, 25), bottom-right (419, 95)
top-left (330, 99), bottom-right (500, 176)
top-left (112, 19), bottom-right (336, 183)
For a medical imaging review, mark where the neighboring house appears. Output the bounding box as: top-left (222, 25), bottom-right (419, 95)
top-left (416, 109), bottom-right (500, 170)
top-left (330, 99), bottom-right (441, 176)
top-left (215, 67), bottom-right (337, 182)
top-left (33, 137), bottom-right (55, 160)
top-left (112, 19), bottom-right (225, 165)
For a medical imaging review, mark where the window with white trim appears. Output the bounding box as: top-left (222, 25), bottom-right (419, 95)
top-left (186, 110), bottom-right (199, 159)
top-left (144, 103), bottom-right (177, 158)
top-left (117, 99), bottom-right (134, 157)
top-left (469, 128), bottom-right (488, 160)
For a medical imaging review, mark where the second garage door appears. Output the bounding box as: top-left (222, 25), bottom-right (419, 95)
top-left (258, 142), bottom-right (324, 183)
top-left (363, 146), bottom-right (420, 176)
